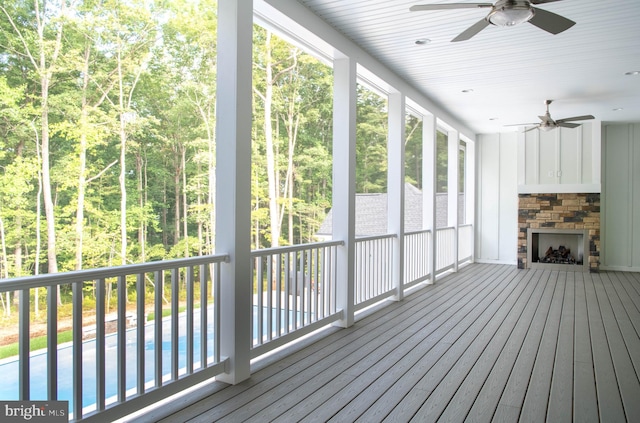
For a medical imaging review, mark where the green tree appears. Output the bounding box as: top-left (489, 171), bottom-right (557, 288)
top-left (356, 85), bottom-right (388, 193)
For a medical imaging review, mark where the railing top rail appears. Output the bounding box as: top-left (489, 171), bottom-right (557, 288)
top-left (0, 253), bottom-right (229, 291)
top-left (459, 223), bottom-right (473, 229)
top-left (251, 240), bottom-right (345, 257)
top-left (404, 229), bottom-right (432, 236)
top-left (435, 226), bottom-right (456, 231)
top-left (355, 233), bottom-right (398, 243)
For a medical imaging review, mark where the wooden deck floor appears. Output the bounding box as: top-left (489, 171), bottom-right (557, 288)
top-left (143, 264), bottom-right (640, 422)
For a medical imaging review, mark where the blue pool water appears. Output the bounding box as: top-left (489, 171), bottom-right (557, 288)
top-left (0, 306), bottom-right (301, 412)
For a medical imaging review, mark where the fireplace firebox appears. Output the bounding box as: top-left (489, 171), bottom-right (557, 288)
top-left (527, 228), bottom-right (589, 271)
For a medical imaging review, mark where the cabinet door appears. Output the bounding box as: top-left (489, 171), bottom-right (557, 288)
top-left (538, 129), bottom-right (557, 184)
top-left (559, 127), bottom-right (580, 184)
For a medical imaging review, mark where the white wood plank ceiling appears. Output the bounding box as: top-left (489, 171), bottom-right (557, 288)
top-left (296, 0), bottom-right (640, 134)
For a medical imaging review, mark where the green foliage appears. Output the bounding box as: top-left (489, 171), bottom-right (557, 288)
top-left (356, 85), bottom-right (388, 193)
top-left (0, 0), bottom-right (430, 293)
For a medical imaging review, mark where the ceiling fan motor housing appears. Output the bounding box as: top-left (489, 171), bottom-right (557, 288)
top-left (487, 0), bottom-right (535, 27)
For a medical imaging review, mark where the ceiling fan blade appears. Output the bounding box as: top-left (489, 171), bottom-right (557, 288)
top-left (538, 115), bottom-right (553, 123)
top-left (556, 115), bottom-right (595, 123)
top-left (558, 122), bottom-right (580, 128)
top-left (530, 0), bottom-right (564, 4)
top-left (524, 126), bottom-right (540, 133)
top-left (505, 123), bottom-right (539, 127)
top-left (452, 18), bottom-right (491, 42)
top-left (528, 7), bottom-right (576, 34)
top-left (410, 3), bottom-right (492, 11)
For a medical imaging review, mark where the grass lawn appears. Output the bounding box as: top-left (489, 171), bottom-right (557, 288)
top-left (0, 331), bottom-right (73, 360)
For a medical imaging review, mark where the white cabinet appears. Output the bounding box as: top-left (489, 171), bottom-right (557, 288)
top-left (517, 121), bottom-right (601, 193)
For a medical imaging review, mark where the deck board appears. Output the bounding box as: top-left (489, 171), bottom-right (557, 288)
top-left (596, 273), bottom-right (640, 420)
top-left (546, 271), bottom-right (574, 423)
top-left (572, 271), bottom-right (599, 423)
top-left (584, 273), bottom-right (627, 422)
top-left (145, 264), bottom-right (640, 423)
top-left (519, 270), bottom-right (565, 422)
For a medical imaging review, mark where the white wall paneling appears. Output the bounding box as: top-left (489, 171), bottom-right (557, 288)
top-left (477, 133), bottom-right (518, 264)
top-left (602, 123), bottom-right (640, 271)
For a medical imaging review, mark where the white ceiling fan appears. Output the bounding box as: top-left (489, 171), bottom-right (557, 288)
top-left (410, 0), bottom-right (576, 42)
top-left (507, 100), bottom-right (595, 132)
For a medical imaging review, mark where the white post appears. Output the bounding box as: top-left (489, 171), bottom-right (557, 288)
top-left (423, 115), bottom-right (437, 283)
top-left (332, 56), bottom-right (356, 328)
top-left (388, 91), bottom-right (405, 300)
top-left (448, 129), bottom-right (459, 272)
top-left (466, 140), bottom-right (476, 262)
top-left (215, 0), bottom-right (252, 385)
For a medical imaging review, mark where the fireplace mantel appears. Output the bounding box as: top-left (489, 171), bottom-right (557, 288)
top-left (518, 184), bottom-right (600, 194)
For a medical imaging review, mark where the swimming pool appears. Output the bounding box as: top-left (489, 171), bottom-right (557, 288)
top-left (0, 306), bottom-right (303, 413)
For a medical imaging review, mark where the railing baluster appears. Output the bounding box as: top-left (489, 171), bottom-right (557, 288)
top-left (292, 252), bottom-right (298, 330)
top-left (214, 262), bottom-right (221, 364)
top-left (300, 250), bottom-right (311, 324)
top-left (47, 284), bottom-right (58, 401)
top-left (257, 257), bottom-right (263, 345)
top-left (117, 275), bottom-right (126, 403)
top-left (266, 255), bottom-right (272, 342)
top-left (72, 281), bottom-right (83, 419)
top-left (284, 253), bottom-right (290, 334)
top-left (199, 264), bottom-right (208, 368)
top-left (18, 288), bottom-right (29, 401)
top-left (171, 268), bottom-right (179, 381)
top-left (186, 266), bottom-right (194, 374)
top-left (276, 255), bottom-right (282, 337)
top-left (136, 273), bottom-right (145, 395)
top-left (154, 270), bottom-right (163, 388)
top-left (314, 248), bottom-right (319, 320)
top-left (96, 277), bottom-right (106, 411)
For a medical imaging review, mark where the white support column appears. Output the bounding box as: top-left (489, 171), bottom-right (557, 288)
top-left (448, 129), bottom-right (460, 272)
top-left (332, 55), bottom-right (356, 328)
top-left (466, 140), bottom-right (476, 262)
top-left (215, 0), bottom-right (252, 385)
top-left (423, 115), bottom-right (437, 283)
top-left (387, 91), bottom-right (405, 301)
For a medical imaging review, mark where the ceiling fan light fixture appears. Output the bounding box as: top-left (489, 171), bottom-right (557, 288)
top-left (487, 2), bottom-right (535, 27)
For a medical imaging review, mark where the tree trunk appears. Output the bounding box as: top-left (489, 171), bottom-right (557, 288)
top-left (0, 214), bottom-right (10, 316)
top-left (137, 152), bottom-right (145, 262)
top-left (182, 144), bottom-right (188, 256)
top-left (76, 42), bottom-right (91, 271)
top-left (174, 149), bottom-right (181, 245)
top-left (264, 31), bottom-right (280, 248)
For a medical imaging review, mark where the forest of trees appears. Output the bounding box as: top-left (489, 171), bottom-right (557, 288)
top-left (0, 0), bottom-right (437, 286)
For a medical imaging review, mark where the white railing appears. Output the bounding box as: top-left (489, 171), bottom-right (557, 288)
top-left (458, 223), bottom-right (474, 264)
top-left (250, 240), bottom-right (343, 358)
top-left (0, 224), bottom-right (473, 422)
top-left (404, 229), bottom-right (432, 287)
top-left (436, 227), bottom-right (456, 273)
top-left (354, 234), bottom-right (396, 310)
top-left (0, 254), bottom-right (228, 422)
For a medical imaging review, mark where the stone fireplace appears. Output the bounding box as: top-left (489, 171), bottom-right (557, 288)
top-left (518, 193), bottom-right (600, 272)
